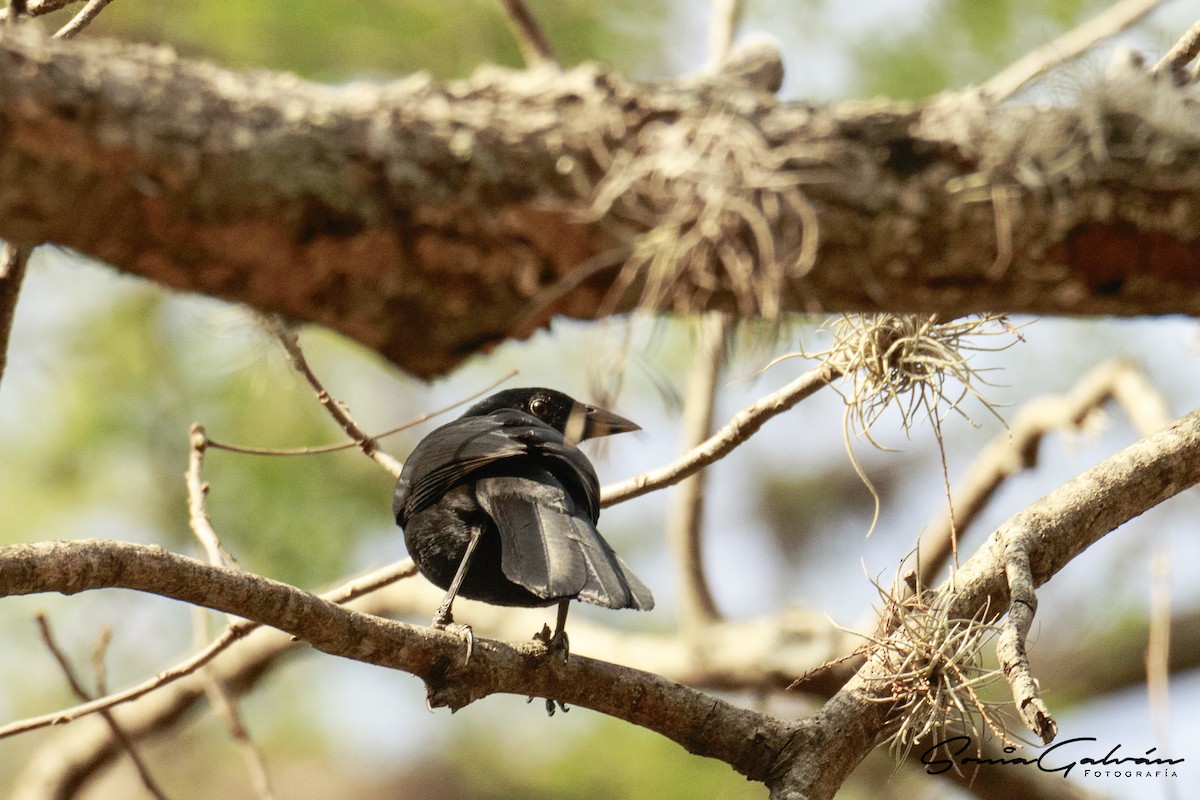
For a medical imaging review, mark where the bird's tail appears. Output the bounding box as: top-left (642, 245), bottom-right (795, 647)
top-left (477, 476), bottom-right (654, 611)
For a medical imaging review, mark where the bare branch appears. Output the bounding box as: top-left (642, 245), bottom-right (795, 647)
top-left (0, 559), bottom-right (417, 740)
top-left (903, 357), bottom-right (1172, 598)
top-left (706, 0), bottom-right (743, 70)
top-left (667, 312), bottom-right (728, 634)
top-left (35, 613), bottom-right (171, 800)
top-left (185, 437), bottom-right (276, 799)
top-left (53, 0), bottom-right (115, 39)
top-left (192, 608), bottom-right (277, 800)
top-left (0, 241), bottom-right (30, 391)
top-left (1151, 18), bottom-right (1200, 80)
top-left (186, 424), bottom-right (238, 570)
top-left (496, 0), bottom-right (556, 68)
top-left (0, 540), bottom-right (798, 783)
top-left (773, 405), bottom-right (1200, 799)
top-left (602, 362), bottom-right (840, 506)
top-left (11, 579), bottom-right (852, 798)
top-left (264, 316), bottom-right (404, 477)
top-left (981, 0), bottom-right (1165, 101)
top-left (204, 369), bottom-right (516, 457)
top-left (996, 544), bottom-right (1056, 742)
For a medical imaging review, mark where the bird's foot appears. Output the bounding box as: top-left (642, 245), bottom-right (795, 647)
top-left (432, 613), bottom-right (474, 664)
top-left (533, 623), bottom-right (569, 662)
top-left (527, 695), bottom-right (570, 717)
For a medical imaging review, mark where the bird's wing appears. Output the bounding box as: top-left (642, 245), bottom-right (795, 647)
top-left (475, 473), bottom-right (654, 610)
top-left (393, 410), bottom-right (600, 524)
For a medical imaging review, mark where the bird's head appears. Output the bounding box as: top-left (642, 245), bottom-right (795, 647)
top-left (462, 388), bottom-right (640, 443)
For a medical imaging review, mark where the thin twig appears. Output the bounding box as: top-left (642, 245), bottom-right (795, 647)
top-left (0, 0), bottom-right (78, 22)
top-left (1151, 18), bottom-right (1200, 80)
top-left (53, 0), bottom-right (115, 39)
top-left (792, 406), bottom-right (1200, 799)
top-left (981, 0), bottom-right (1165, 101)
top-left (35, 613), bottom-right (171, 800)
top-left (192, 608), bottom-right (277, 800)
top-left (1146, 551), bottom-right (1171, 748)
top-left (667, 312), bottom-right (728, 635)
top-left (204, 369), bottom-right (516, 458)
top-left (186, 424), bottom-right (237, 570)
top-left (0, 559), bottom-right (418, 740)
top-left (90, 627), bottom-right (113, 695)
top-left (706, 0), bottom-right (744, 71)
top-left (0, 242), bottom-right (31, 392)
top-left (185, 444), bottom-right (274, 797)
top-left (996, 544), bottom-right (1056, 742)
top-left (264, 316), bottom-right (404, 477)
top-left (602, 362), bottom-right (840, 506)
top-left (497, 0), bottom-right (556, 68)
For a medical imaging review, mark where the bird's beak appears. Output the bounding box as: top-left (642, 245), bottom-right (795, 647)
top-left (576, 404), bottom-right (641, 441)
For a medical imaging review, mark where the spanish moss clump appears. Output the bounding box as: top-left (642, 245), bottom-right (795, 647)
top-left (824, 313), bottom-right (1019, 446)
top-left (587, 109), bottom-right (819, 319)
top-left (860, 577), bottom-right (1016, 764)
top-left (818, 313), bottom-right (1022, 534)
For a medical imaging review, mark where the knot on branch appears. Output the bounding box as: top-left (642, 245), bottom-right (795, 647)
top-left (715, 36), bottom-right (785, 94)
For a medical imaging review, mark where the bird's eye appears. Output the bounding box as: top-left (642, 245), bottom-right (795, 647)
top-left (529, 396), bottom-right (551, 418)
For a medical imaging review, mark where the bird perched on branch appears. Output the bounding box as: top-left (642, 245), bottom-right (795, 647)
top-left (393, 388), bottom-right (654, 657)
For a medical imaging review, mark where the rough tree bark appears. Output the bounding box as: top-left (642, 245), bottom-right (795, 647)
top-left (0, 26), bottom-right (1198, 377)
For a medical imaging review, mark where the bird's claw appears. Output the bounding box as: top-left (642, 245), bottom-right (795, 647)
top-left (527, 694), bottom-right (570, 716)
top-left (533, 623), bottom-right (570, 662)
top-left (432, 615), bottom-right (474, 664)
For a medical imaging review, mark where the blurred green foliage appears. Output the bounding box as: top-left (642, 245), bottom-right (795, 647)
top-left (0, 269), bottom-right (393, 588)
top-left (445, 715), bottom-right (767, 800)
top-left (55, 0), bottom-right (671, 80)
top-left (851, 0), bottom-right (1104, 98)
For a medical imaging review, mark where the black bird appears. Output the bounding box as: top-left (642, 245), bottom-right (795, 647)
top-left (393, 388), bottom-right (653, 655)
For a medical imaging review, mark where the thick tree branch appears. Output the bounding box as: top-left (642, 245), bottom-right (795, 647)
top-left (0, 539), bottom-right (798, 783)
top-left (7, 405), bottom-right (1198, 800)
top-left (10, 577), bottom-right (853, 799)
top-left (902, 356), bottom-right (1172, 598)
top-left (771, 405), bottom-right (1200, 799)
top-left (0, 27), bottom-right (1198, 376)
